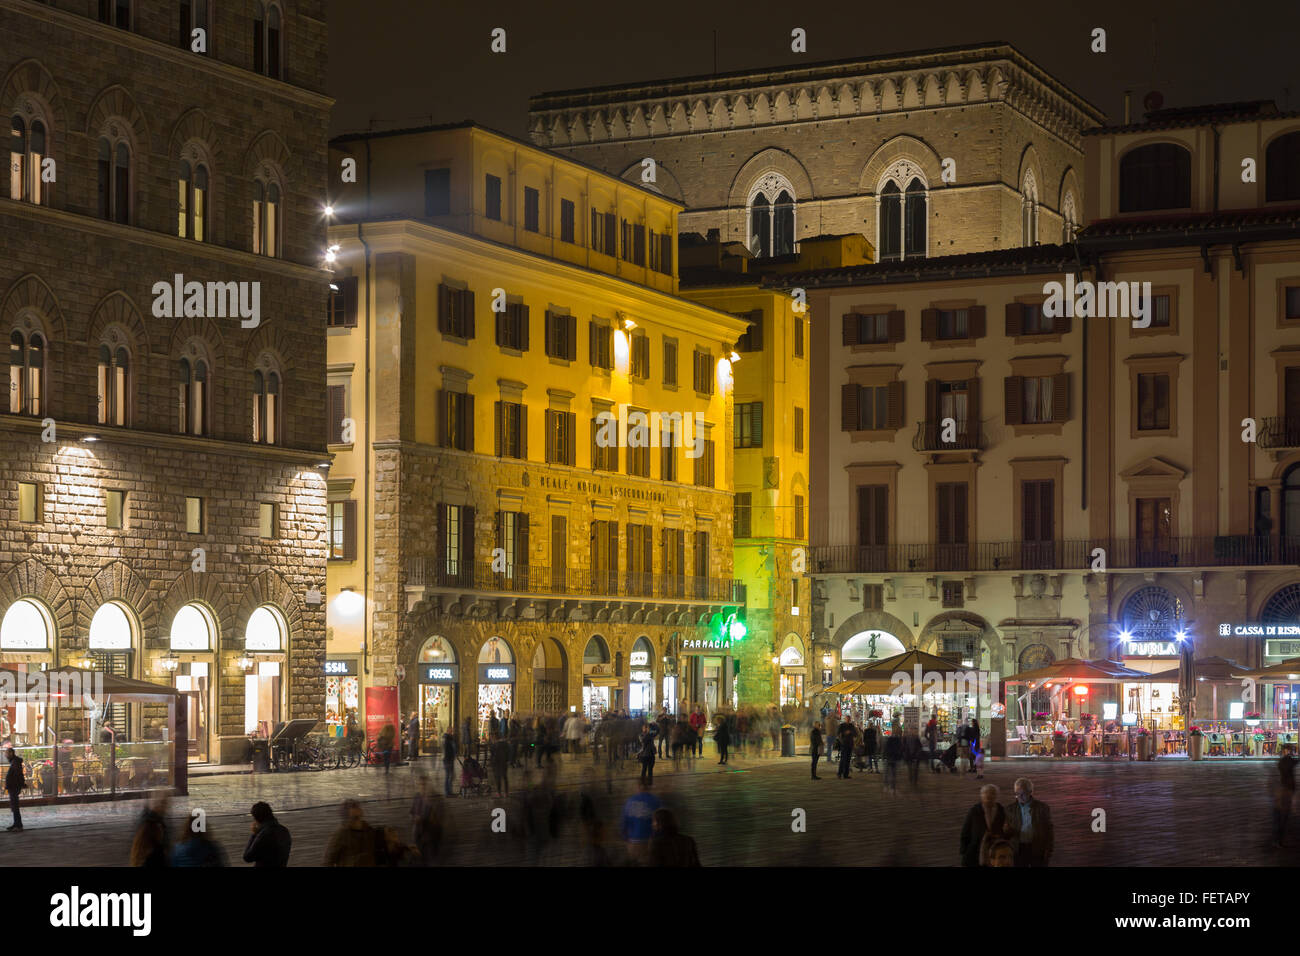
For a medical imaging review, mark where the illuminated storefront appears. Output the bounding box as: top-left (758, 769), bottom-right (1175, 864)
top-left (324, 658), bottom-right (360, 738)
top-left (629, 637), bottom-right (655, 716)
top-left (0, 598), bottom-right (55, 746)
top-left (778, 633), bottom-right (808, 707)
top-left (243, 605), bottom-right (288, 738)
top-left (1118, 587), bottom-right (1185, 729)
top-left (166, 603), bottom-right (216, 763)
top-left (88, 601), bottom-right (138, 742)
top-left (476, 637), bottom-right (514, 736)
top-left (418, 635), bottom-right (458, 748)
top-left (679, 633), bottom-right (735, 719)
top-left (839, 630), bottom-right (906, 675)
top-left (582, 635), bottom-right (616, 719)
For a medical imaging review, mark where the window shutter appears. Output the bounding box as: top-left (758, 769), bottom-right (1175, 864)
top-left (969, 305), bottom-right (986, 339)
top-left (519, 305), bottom-right (529, 351)
top-left (753, 402), bottom-right (763, 446)
top-left (465, 290), bottom-right (475, 338)
top-left (1005, 302), bottom-right (1024, 337)
top-left (494, 400), bottom-right (502, 456)
top-left (342, 500), bottom-right (357, 560)
top-left (888, 310), bottom-right (906, 343)
top-left (590, 417), bottom-right (598, 469)
top-left (643, 525), bottom-right (652, 583)
top-left (921, 308), bottom-right (938, 341)
top-left (676, 531), bottom-right (685, 585)
top-left (566, 315), bottom-right (577, 360)
top-left (841, 383), bottom-right (859, 431)
top-left (545, 311), bottom-right (554, 356)
top-left (591, 209), bottom-right (598, 248)
top-left (589, 321), bottom-right (597, 365)
top-left (437, 389), bottom-right (448, 447)
top-left (437, 284), bottom-right (450, 334)
top-left (925, 379), bottom-right (940, 445)
top-left (436, 504), bottom-right (447, 572)
top-left (1051, 372), bottom-right (1070, 423)
top-left (461, 506), bottom-right (475, 580)
top-left (608, 521), bottom-right (619, 591)
top-left (519, 515), bottom-right (529, 569)
top-left (344, 277), bottom-right (358, 327)
top-left (886, 381), bottom-right (904, 429)
top-left (494, 510), bottom-right (502, 556)
top-left (842, 313), bottom-right (858, 346)
top-left (565, 411), bottom-right (575, 465)
top-left (495, 307), bottom-right (505, 346)
top-left (544, 409), bottom-right (554, 461)
top-left (465, 393), bottom-right (475, 452)
top-left (1005, 376), bottom-right (1023, 425)
top-left (605, 212), bottom-right (616, 254)
top-left (519, 405), bottom-right (528, 459)
top-left (328, 384), bottom-right (345, 444)
top-left (968, 378), bottom-right (981, 437)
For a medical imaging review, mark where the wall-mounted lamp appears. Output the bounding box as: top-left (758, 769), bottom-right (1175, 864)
top-left (81, 435), bottom-right (100, 443)
top-left (728, 350), bottom-right (741, 363)
top-left (622, 318), bottom-right (637, 331)
top-left (235, 655), bottom-right (255, 674)
top-left (158, 652), bottom-right (180, 674)
top-left (323, 204), bottom-right (335, 217)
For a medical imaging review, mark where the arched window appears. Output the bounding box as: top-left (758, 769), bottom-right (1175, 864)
top-left (478, 636), bottom-right (513, 664)
top-left (97, 343), bottom-right (129, 426)
top-left (9, 115), bottom-right (46, 204)
top-left (99, 0), bottom-right (131, 29)
top-left (0, 598), bottom-right (54, 650)
top-left (1120, 586), bottom-right (1185, 644)
top-left (252, 177), bottom-right (281, 257)
top-left (1266, 130), bottom-right (1300, 203)
top-left (177, 159), bottom-right (208, 241)
top-left (252, 360), bottom-right (281, 444)
top-left (583, 635), bottom-right (610, 664)
top-left (245, 604), bottom-right (286, 650)
top-left (878, 163), bottom-right (927, 262)
top-left (1061, 192), bottom-right (1079, 242)
top-left (176, 354), bottom-right (208, 435)
top-left (89, 601), bottom-right (135, 650)
top-left (97, 137), bottom-right (131, 224)
top-left (170, 602), bottom-right (215, 651)
top-left (179, 0), bottom-right (210, 52)
top-left (253, 2), bottom-right (283, 79)
top-left (419, 635), bottom-right (457, 663)
top-left (1262, 584), bottom-right (1300, 626)
top-left (8, 329), bottom-right (44, 416)
top-left (747, 172), bottom-right (796, 258)
top-left (1021, 171), bottom-right (1039, 245)
top-left (1119, 143), bottom-right (1191, 212)
top-left (1282, 464), bottom-right (1300, 557)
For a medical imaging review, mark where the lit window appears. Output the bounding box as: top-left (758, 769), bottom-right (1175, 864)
top-left (8, 330), bottom-right (44, 415)
top-left (97, 344), bottom-right (129, 426)
top-left (9, 115), bottom-right (47, 204)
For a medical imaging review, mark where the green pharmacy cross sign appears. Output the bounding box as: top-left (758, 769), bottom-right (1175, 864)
top-left (682, 611), bottom-right (747, 652)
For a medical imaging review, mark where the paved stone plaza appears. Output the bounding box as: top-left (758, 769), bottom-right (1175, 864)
top-left (0, 748), bottom-right (1294, 867)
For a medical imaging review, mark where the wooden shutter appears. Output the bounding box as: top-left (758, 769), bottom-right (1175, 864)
top-left (608, 521), bottom-right (619, 592)
top-left (551, 515), bottom-right (566, 588)
top-left (437, 389), bottom-right (448, 447)
top-left (591, 209), bottom-right (599, 249)
top-left (342, 500), bottom-right (357, 559)
top-left (1005, 302), bottom-right (1024, 337)
top-left (888, 310), bottom-right (906, 343)
top-left (545, 311), bottom-right (554, 356)
top-left (495, 306), bottom-right (506, 346)
top-left (589, 321), bottom-right (598, 365)
top-left (924, 379), bottom-right (939, 422)
top-left (753, 402), bottom-right (763, 446)
top-left (841, 383), bottom-right (859, 431)
top-left (519, 515), bottom-right (530, 569)
top-left (464, 290), bottom-right (475, 338)
top-left (544, 409), bottom-right (554, 461)
top-left (886, 381), bottom-right (904, 429)
top-left (969, 305), bottom-right (986, 339)
top-left (1004, 376), bottom-right (1023, 426)
top-left (343, 277), bottom-right (358, 327)
top-left (493, 400), bottom-right (502, 456)
top-left (519, 305), bottom-right (530, 351)
top-left (566, 315), bottom-right (577, 360)
top-left (461, 506), bottom-right (475, 580)
top-left (1051, 372), bottom-right (1070, 423)
top-left (464, 393), bottom-right (475, 452)
top-left (605, 212), bottom-right (616, 254)
top-left (842, 313), bottom-right (858, 346)
top-left (494, 510), bottom-right (503, 557)
top-left (437, 284), bottom-right (450, 334)
top-left (519, 405), bottom-right (528, 459)
top-left (436, 504), bottom-right (447, 574)
top-left (566, 411), bottom-right (576, 464)
top-left (643, 525), bottom-right (652, 586)
top-left (967, 378), bottom-right (981, 437)
top-left (920, 308), bottom-right (938, 341)
top-left (328, 384), bottom-right (345, 444)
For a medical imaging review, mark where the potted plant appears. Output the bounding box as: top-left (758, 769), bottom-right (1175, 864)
top-left (1244, 712), bottom-right (1262, 728)
top-left (1135, 727), bottom-right (1152, 761)
top-left (1188, 725), bottom-right (1205, 760)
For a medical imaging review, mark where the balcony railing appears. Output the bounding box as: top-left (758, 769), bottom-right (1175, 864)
top-left (810, 536), bottom-right (1300, 574)
top-left (406, 556), bottom-right (746, 604)
top-left (912, 419), bottom-right (986, 452)
top-left (1258, 416), bottom-right (1300, 450)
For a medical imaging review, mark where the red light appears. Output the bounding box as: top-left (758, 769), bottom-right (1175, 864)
top-left (1073, 685), bottom-right (1089, 696)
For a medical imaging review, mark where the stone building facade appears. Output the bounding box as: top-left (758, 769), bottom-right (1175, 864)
top-left (324, 125), bottom-right (751, 744)
top-left (0, 0), bottom-right (332, 762)
top-left (529, 43), bottom-right (1103, 260)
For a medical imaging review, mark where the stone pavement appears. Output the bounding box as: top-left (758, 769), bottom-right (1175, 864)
top-left (1, 747), bottom-right (1295, 866)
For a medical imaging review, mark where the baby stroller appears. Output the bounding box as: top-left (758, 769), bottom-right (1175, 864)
top-left (459, 755), bottom-right (490, 797)
top-left (939, 742), bottom-right (960, 773)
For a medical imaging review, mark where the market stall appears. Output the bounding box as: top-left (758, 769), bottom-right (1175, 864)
top-left (825, 649), bottom-right (984, 738)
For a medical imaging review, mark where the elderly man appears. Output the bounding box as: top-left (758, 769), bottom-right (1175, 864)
top-left (959, 784), bottom-right (1007, 866)
top-left (1004, 777), bottom-right (1054, 867)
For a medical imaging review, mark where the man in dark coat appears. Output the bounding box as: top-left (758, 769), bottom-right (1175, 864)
top-left (406, 711), bottom-right (420, 761)
top-left (809, 722), bottom-right (824, 780)
top-left (835, 719), bottom-right (855, 778)
top-left (714, 714), bottom-right (731, 765)
top-left (4, 748), bottom-right (23, 831)
top-left (959, 784), bottom-right (1008, 866)
top-left (243, 801), bottom-right (292, 867)
top-left (1004, 777), bottom-right (1055, 866)
top-left (967, 718), bottom-right (982, 774)
top-left (441, 730), bottom-right (457, 797)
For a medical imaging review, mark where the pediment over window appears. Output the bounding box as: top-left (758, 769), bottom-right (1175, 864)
top-left (1119, 456), bottom-right (1186, 481)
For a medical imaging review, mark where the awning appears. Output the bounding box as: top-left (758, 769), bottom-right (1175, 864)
top-left (583, 676), bottom-right (620, 687)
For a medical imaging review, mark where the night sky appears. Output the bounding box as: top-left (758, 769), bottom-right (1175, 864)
top-left (327, 0), bottom-right (1300, 139)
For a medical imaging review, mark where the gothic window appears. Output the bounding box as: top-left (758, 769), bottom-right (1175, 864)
top-left (1021, 170), bottom-right (1039, 246)
top-left (177, 155), bottom-right (209, 241)
top-left (252, 172), bottom-right (282, 257)
top-left (252, 357), bottom-right (281, 444)
top-left (97, 341), bottom-right (130, 426)
top-left (7, 329), bottom-right (44, 416)
top-left (1061, 191), bottom-right (1079, 242)
top-left (179, 0), bottom-right (209, 52)
top-left (253, 2), bottom-right (283, 79)
top-left (176, 345), bottom-right (210, 435)
top-left (97, 136), bottom-right (131, 224)
top-left (747, 172), bottom-right (796, 258)
top-left (1266, 130), bottom-right (1300, 203)
top-left (8, 114), bottom-right (47, 204)
top-left (878, 162), bottom-right (927, 261)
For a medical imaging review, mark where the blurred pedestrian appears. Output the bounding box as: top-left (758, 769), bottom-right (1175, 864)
top-left (3, 747), bottom-right (24, 831)
top-left (835, 717), bottom-right (854, 779)
top-left (406, 710), bottom-right (420, 761)
top-left (243, 801), bottom-right (291, 867)
top-left (925, 717), bottom-right (939, 772)
top-left (882, 731), bottom-right (902, 793)
top-left (130, 798), bottom-right (169, 866)
top-left (714, 713), bottom-right (731, 765)
top-left (649, 808), bottom-right (700, 866)
top-left (864, 721), bottom-right (879, 772)
top-left (1273, 743), bottom-right (1297, 846)
top-left (904, 733), bottom-right (922, 788)
top-left (377, 722), bottom-right (397, 774)
top-left (639, 723), bottom-right (657, 784)
top-left (324, 799), bottom-right (383, 866)
top-left (987, 839), bottom-right (1015, 867)
top-left (809, 721), bottom-right (824, 780)
top-left (489, 729), bottom-right (510, 797)
top-left (959, 784), bottom-right (1007, 867)
top-left (171, 824), bottom-right (227, 866)
top-left (441, 729), bottom-right (457, 797)
top-left (689, 705), bottom-right (706, 756)
top-left (620, 778), bottom-right (661, 865)
top-left (1004, 777), bottom-right (1054, 867)
top-left (411, 778), bottom-right (443, 865)
top-left (968, 718), bottom-right (981, 774)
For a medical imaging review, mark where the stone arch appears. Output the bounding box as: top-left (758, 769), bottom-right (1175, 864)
top-left (241, 323), bottom-right (292, 375)
top-left (727, 148), bottom-right (814, 210)
top-left (234, 567), bottom-right (304, 645)
top-left (168, 107), bottom-right (221, 163)
top-left (243, 128), bottom-right (291, 180)
top-left (86, 84), bottom-right (149, 153)
top-left (160, 570), bottom-right (234, 651)
top-left (87, 290), bottom-right (150, 355)
top-left (2, 59), bottom-right (62, 122)
top-left (830, 609), bottom-right (915, 651)
top-left (859, 135), bottom-right (943, 195)
top-left (77, 560), bottom-right (155, 649)
top-left (1017, 144), bottom-right (1043, 198)
top-left (0, 558), bottom-right (73, 646)
top-left (166, 315), bottom-right (227, 370)
top-left (617, 159), bottom-right (684, 203)
top-left (3, 273), bottom-right (66, 343)
top-left (918, 611), bottom-right (997, 667)
top-left (1108, 577), bottom-right (1194, 636)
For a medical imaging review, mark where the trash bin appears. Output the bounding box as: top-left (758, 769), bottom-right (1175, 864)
top-left (250, 739), bottom-right (271, 773)
top-left (781, 725), bottom-right (796, 757)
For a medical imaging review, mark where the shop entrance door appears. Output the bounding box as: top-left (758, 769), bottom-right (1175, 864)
top-left (175, 662), bottom-right (209, 762)
top-left (420, 684), bottom-right (455, 750)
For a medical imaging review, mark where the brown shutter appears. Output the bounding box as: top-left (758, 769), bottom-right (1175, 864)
top-left (519, 305), bottom-right (530, 351)
top-left (545, 311), bottom-right (554, 356)
top-left (437, 389), bottom-right (448, 447)
top-left (328, 385), bottom-right (345, 444)
top-left (494, 509), bottom-right (503, 555)
top-left (461, 506), bottom-right (475, 581)
top-left (841, 383), bottom-right (859, 431)
top-left (342, 500), bottom-right (357, 560)
top-left (589, 321), bottom-right (598, 365)
top-left (644, 525), bottom-right (653, 586)
top-left (495, 305), bottom-right (505, 346)
top-left (969, 305), bottom-right (986, 339)
top-left (543, 409), bottom-right (554, 461)
top-left (566, 411), bottom-right (576, 464)
top-left (437, 284), bottom-right (450, 334)
top-left (465, 290), bottom-right (475, 338)
top-left (465, 393), bottom-right (475, 452)
top-left (842, 313), bottom-right (858, 346)
top-left (343, 277), bottom-right (358, 328)
top-left (888, 310), bottom-right (905, 343)
top-left (608, 521), bottom-right (619, 591)
top-left (519, 514), bottom-right (530, 569)
top-left (1005, 302), bottom-right (1024, 337)
top-left (435, 504), bottom-right (447, 575)
top-left (968, 379), bottom-right (981, 438)
top-left (1005, 376), bottom-right (1023, 426)
top-left (1051, 372), bottom-right (1070, 423)
top-left (921, 308), bottom-right (938, 341)
top-left (519, 404), bottom-right (528, 459)
top-left (886, 381), bottom-right (904, 429)
top-left (566, 315), bottom-right (577, 361)
top-left (494, 401), bottom-right (502, 456)
top-left (924, 379), bottom-right (939, 421)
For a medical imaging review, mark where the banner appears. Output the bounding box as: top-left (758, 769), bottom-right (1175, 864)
top-left (364, 685), bottom-right (400, 765)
